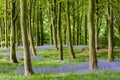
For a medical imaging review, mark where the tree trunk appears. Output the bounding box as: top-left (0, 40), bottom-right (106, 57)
top-left (20, 0), bottom-right (34, 76)
top-left (95, 0), bottom-right (99, 51)
top-left (0, 19), bottom-right (2, 47)
top-left (88, 0), bottom-right (98, 70)
top-left (4, 0), bottom-right (8, 48)
top-left (48, 0), bottom-right (53, 45)
top-left (36, 0), bottom-right (40, 46)
top-left (76, 10), bottom-right (80, 45)
top-left (10, 0), bottom-right (18, 63)
top-left (84, 14), bottom-right (87, 45)
top-left (51, 0), bottom-right (58, 50)
top-left (28, 0), bottom-right (37, 56)
top-left (57, 1), bottom-right (63, 60)
top-left (40, 5), bottom-right (44, 45)
top-left (72, 2), bottom-right (76, 45)
top-left (107, 0), bottom-right (114, 62)
top-left (66, 0), bottom-right (75, 59)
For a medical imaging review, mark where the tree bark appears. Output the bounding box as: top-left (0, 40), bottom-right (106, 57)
top-left (66, 0), bottom-right (75, 59)
top-left (57, 1), bottom-right (63, 60)
top-left (36, 0), bottom-right (40, 46)
top-left (88, 0), bottom-right (98, 70)
top-left (95, 0), bottom-right (99, 51)
top-left (107, 0), bottom-right (114, 62)
top-left (10, 0), bottom-right (18, 63)
top-left (20, 0), bottom-right (34, 76)
top-left (4, 0), bottom-right (8, 48)
top-left (28, 0), bottom-right (37, 56)
top-left (51, 0), bottom-right (58, 50)
top-left (72, 2), bottom-right (76, 45)
top-left (84, 14), bottom-right (87, 45)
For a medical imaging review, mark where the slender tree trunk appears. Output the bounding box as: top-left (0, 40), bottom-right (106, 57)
top-left (51, 0), bottom-right (58, 49)
top-left (4, 0), bottom-right (8, 48)
top-left (28, 0), bottom-right (37, 56)
top-left (88, 0), bottom-right (98, 70)
top-left (66, 0), bottom-right (75, 59)
top-left (40, 6), bottom-right (44, 45)
top-left (80, 12), bottom-right (83, 45)
top-left (20, 0), bottom-right (34, 76)
top-left (107, 0), bottom-right (114, 62)
top-left (72, 2), bottom-right (75, 45)
top-left (10, 0), bottom-right (18, 63)
top-left (48, 0), bottom-right (53, 45)
top-left (95, 0), bottom-right (99, 51)
top-left (84, 14), bottom-right (87, 45)
top-left (0, 19), bottom-right (2, 47)
top-left (57, 1), bottom-right (63, 60)
top-left (36, 0), bottom-right (40, 46)
top-left (76, 10), bottom-right (80, 45)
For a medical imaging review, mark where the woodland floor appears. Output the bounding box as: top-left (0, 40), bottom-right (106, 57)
top-left (0, 45), bottom-right (120, 74)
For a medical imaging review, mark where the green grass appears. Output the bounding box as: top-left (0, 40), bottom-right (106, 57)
top-left (0, 71), bottom-right (119, 80)
top-left (0, 47), bottom-right (120, 80)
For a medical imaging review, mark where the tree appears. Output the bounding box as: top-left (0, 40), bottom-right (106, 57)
top-left (40, 3), bottom-right (44, 45)
top-left (51, 0), bottom-right (58, 50)
top-left (28, 0), bottom-right (37, 56)
top-left (66, 0), bottom-right (75, 59)
top-left (107, 0), bottom-right (114, 62)
top-left (57, 0), bottom-right (63, 60)
top-left (95, 0), bottom-right (100, 51)
top-left (88, 0), bottom-right (98, 69)
top-left (4, 0), bottom-right (8, 48)
top-left (20, 0), bottom-right (34, 76)
top-left (36, 0), bottom-right (40, 46)
top-left (10, 0), bottom-right (18, 63)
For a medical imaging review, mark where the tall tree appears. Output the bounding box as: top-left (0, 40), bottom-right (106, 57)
top-left (0, 19), bottom-right (2, 47)
top-left (107, 0), bottom-right (114, 62)
top-left (40, 3), bottom-right (44, 45)
top-left (20, 0), bottom-right (34, 75)
top-left (66, 0), bottom-right (75, 59)
top-left (51, 0), bottom-right (58, 49)
top-left (4, 0), bottom-right (8, 48)
top-left (88, 0), bottom-right (98, 69)
top-left (72, 1), bottom-right (76, 45)
top-left (28, 0), bottom-right (37, 56)
top-left (84, 14), bottom-right (87, 45)
top-left (95, 0), bottom-right (99, 51)
top-left (57, 1), bottom-right (63, 60)
top-left (10, 0), bottom-right (18, 63)
top-left (36, 0), bottom-right (40, 46)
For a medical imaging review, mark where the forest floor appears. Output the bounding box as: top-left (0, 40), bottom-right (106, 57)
top-left (0, 45), bottom-right (120, 75)
top-left (15, 59), bottom-right (120, 73)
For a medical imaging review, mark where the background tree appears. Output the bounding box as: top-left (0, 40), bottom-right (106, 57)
top-left (66, 0), bottom-right (75, 59)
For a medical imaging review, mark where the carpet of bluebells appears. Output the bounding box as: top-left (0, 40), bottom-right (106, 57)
top-left (1, 45), bottom-right (120, 74)
top-left (15, 59), bottom-right (120, 73)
